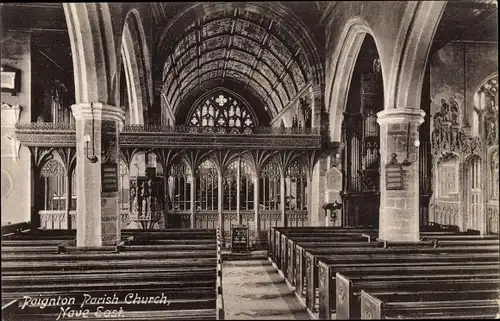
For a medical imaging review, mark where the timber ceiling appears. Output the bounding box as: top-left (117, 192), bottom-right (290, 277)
top-left (431, 0), bottom-right (498, 54)
top-left (153, 2), bottom-right (326, 120)
top-left (1, 2), bottom-right (498, 121)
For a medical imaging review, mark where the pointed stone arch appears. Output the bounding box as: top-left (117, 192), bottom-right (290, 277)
top-left (388, 1), bottom-right (447, 110)
top-left (121, 8), bottom-right (152, 124)
top-left (63, 3), bottom-right (124, 105)
top-left (326, 18), bottom-right (379, 142)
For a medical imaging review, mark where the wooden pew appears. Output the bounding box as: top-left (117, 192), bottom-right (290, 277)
top-left (1, 222), bottom-right (34, 236)
top-left (282, 235), bottom-right (374, 279)
top-left (273, 228), bottom-right (374, 269)
top-left (271, 227), bottom-right (467, 271)
top-left (269, 227), bottom-right (374, 264)
top-left (2, 228), bottom-right (221, 320)
top-left (360, 288), bottom-right (500, 319)
top-left (336, 266), bottom-right (499, 318)
top-left (301, 245), bottom-right (499, 314)
top-left (285, 240), bottom-right (383, 287)
top-left (317, 255), bottom-right (500, 319)
top-left (1, 239), bottom-right (68, 253)
top-left (216, 228), bottom-right (224, 320)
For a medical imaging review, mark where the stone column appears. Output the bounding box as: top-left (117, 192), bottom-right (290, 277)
top-left (190, 174), bottom-right (196, 228)
top-left (311, 85), bottom-right (323, 128)
top-left (71, 102), bottom-right (125, 247)
top-left (377, 108), bottom-right (425, 243)
top-left (254, 174), bottom-right (260, 242)
top-left (280, 170), bottom-right (286, 227)
top-left (236, 157), bottom-right (241, 224)
top-left (310, 158), bottom-right (328, 226)
top-left (307, 174), bottom-right (313, 226)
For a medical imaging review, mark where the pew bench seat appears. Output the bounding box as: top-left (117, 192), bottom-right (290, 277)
top-left (361, 290), bottom-right (500, 319)
top-left (2, 265), bottom-right (217, 276)
top-left (336, 272), bottom-right (500, 319)
top-left (1, 257), bottom-right (217, 271)
top-left (2, 250), bottom-right (217, 261)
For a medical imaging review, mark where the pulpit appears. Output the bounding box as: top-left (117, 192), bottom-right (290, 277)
top-left (129, 171), bottom-right (165, 229)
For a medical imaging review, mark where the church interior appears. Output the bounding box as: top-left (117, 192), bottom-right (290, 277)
top-left (1, 1), bottom-right (499, 320)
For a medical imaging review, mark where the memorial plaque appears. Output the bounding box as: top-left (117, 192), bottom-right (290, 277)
top-left (231, 224), bottom-right (249, 253)
top-left (102, 163), bottom-right (118, 192)
top-left (385, 153), bottom-right (403, 190)
top-left (1, 65), bottom-right (20, 95)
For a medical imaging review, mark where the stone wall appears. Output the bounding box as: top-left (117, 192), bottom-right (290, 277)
top-left (429, 42), bottom-right (498, 233)
top-left (1, 31), bottom-right (32, 225)
top-left (430, 42), bottom-right (498, 126)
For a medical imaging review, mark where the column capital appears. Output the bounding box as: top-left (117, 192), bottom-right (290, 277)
top-left (71, 102), bottom-right (125, 128)
top-left (377, 108), bottom-right (425, 126)
top-left (311, 84), bottom-right (324, 96)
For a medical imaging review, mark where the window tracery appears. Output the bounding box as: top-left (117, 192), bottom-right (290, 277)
top-left (473, 76), bottom-right (498, 146)
top-left (188, 92), bottom-right (255, 130)
top-left (40, 159), bottom-right (75, 211)
top-left (285, 160), bottom-right (308, 210)
top-left (260, 161), bottom-right (281, 211)
top-left (169, 162), bottom-right (191, 211)
top-left (196, 160), bottom-right (219, 211)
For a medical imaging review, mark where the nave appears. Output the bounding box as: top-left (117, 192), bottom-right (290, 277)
top-left (2, 223), bottom-right (499, 320)
top-left (1, 1), bottom-right (499, 320)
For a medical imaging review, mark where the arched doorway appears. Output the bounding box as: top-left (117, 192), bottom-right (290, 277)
top-left (341, 34), bottom-right (384, 228)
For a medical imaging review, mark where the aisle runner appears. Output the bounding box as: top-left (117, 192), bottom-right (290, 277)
top-left (222, 260), bottom-right (310, 320)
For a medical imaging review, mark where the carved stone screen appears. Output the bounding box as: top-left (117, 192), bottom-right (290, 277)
top-left (437, 154), bottom-right (459, 199)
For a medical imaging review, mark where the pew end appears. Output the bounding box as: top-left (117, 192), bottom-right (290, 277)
top-left (376, 238), bottom-right (436, 248)
top-left (361, 233), bottom-right (373, 242)
top-left (216, 251), bottom-right (225, 320)
top-left (217, 293), bottom-right (225, 320)
top-left (1, 298), bottom-right (19, 320)
top-left (360, 290), bottom-right (383, 319)
top-left (335, 273), bottom-right (353, 320)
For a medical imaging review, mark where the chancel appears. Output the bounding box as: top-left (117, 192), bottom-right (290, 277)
top-left (1, 1), bottom-right (498, 320)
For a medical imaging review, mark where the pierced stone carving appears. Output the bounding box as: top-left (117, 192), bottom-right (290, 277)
top-left (433, 201), bottom-right (460, 227)
top-left (40, 159), bottom-right (65, 177)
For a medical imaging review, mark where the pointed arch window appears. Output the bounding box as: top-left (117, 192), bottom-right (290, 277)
top-left (473, 76), bottom-right (498, 144)
top-left (188, 91), bottom-right (256, 129)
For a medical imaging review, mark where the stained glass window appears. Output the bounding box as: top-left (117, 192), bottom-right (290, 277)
top-left (188, 92), bottom-right (255, 129)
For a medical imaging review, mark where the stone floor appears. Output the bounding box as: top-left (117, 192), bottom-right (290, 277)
top-left (222, 259), bottom-right (310, 320)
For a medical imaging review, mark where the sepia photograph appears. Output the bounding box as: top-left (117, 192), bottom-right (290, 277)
top-left (0, 1), bottom-right (498, 320)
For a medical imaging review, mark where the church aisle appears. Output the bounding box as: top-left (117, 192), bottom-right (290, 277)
top-left (222, 259), bottom-right (310, 320)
